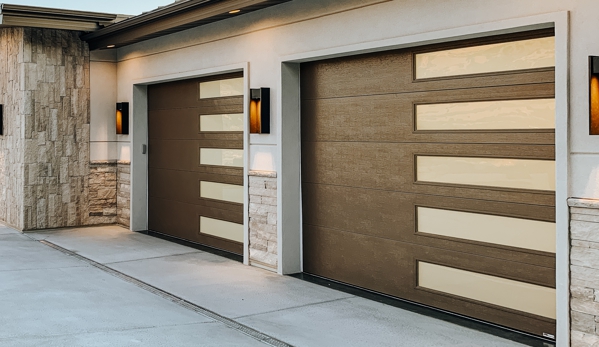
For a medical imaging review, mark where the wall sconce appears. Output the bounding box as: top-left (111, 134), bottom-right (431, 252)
top-left (590, 57), bottom-right (599, 135)
top-left (250, 88), bottom-right (270, 134)
top-left (116, 102), bottom-right (129, 135)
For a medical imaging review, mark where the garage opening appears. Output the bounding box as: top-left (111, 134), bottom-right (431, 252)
top-left (300, 29), bottom-right (556, 337)
top-left (148, 73), bottom-right (245, 256)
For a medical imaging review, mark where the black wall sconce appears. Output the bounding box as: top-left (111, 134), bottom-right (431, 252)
top-left (0, 104), bottom-right (3, 136)
top-left (116, 102), bottom-right (129, 135)
top-left (250, 88), bottom-right (270, 134)
top-left (590, 57), bottom-right (599, 135)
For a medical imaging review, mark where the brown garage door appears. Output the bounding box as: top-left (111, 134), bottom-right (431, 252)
top-left (301, 30), bottom-right (556, 337)
top-left (148, 73), bottom-right (245, 255)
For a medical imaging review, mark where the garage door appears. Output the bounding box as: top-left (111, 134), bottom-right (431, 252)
top-left (301, 30), bottom-right (556, 337)
top-left (148, 73), bottom-right (245, 255)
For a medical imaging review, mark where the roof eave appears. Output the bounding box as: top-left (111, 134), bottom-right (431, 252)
top-left (82, 0), bottom-right (291, 50)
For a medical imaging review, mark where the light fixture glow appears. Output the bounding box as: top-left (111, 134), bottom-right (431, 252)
top-left (591, 56), bottom-right (599, 135)
top-left (107, 44), bottom-right (116, 48)
top-left (250, 88), bottom-right (270, 134)
top-left (228, 9), bottom-right (241, 14)
top-left (116, 102), bottom-right (129, 135)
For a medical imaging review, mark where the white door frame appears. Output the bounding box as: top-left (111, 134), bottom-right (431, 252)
top-left (129, 62), bottom-right (252, 265)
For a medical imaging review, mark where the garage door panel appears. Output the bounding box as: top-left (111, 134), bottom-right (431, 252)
top-left (304, 225), bottom-right (555, 335)
top-left (301, 31), bottom-right (556, 337)
top-left (302, 91), bottom-right (555, 145)
top-left (301, 94), bottom-right (404, 143)
top-left (303, 141), bottom-right (555, 205)
top-left (198, 165), bottom-right (243, 177)
top-left (148, 79), bottom-right (199, 110)
top-left (199, 96), bottom-right (244, 114)
top-left (148, 108), bottom-right (201, 140)
top-left (148, 140), bottom-right (198, 171)
top-left (304, 224), bottom-right (554, 297)
top-left (301, 141), bottom-right (406, 191)
top-left (149, 168), bottom-right (199, 203)
top-left (303, 183), bottom-right (555, 268)
top-left (301, 52), bottom-right (409, 100)
top-left (198, 132), bottom-right (243, 149)
top-left (198, 172), bottom-right (243, 186)
top-left (148, 197), bottom-right (199, 241)
top-left (301, 59), bottom-right (553, 101)
top-left (148, 74), bottom-right (244, 255)
top-left (197, 228), bottom-right (243, 255)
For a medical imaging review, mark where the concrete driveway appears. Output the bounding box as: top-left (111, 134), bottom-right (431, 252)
top-left (0, 223), bottom-right (535, 346)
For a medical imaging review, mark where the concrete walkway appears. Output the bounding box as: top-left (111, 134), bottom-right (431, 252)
top-left (1, 223), bottom-right (529, 346)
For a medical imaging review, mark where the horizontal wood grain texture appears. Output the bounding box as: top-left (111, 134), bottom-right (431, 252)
top-left (302, 183), bottom-right (555, 268)
top-left (301, 141), bottom-right (555, 206)
top-left (303, 225), bottom-right (555, 336)
top-left (300, 31), bottom-right (556, 336)
top-left (148, 74), bottom-right (244, 254)
top-left (302, 84), bottom-right (555, 145)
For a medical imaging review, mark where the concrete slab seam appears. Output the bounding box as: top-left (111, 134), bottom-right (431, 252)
top-left (38, 240), bottom-right (294, 347)
top-left (232, 297), bottom-right (355, 320)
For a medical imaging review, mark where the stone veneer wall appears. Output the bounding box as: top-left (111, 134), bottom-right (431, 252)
top-left (569, 198), bottom-right (599, 346)
top-left (21, 28), bottom-right (91, 230)
top-left (0, 28), bottom-right (26, 229)
top-left (87, 161), bottom-right (130, 227)
top-left (248, 170), bottom-right (278, 270)
top-left (88, 162), bottom-right (117, 225)
top-left (0, 27), bottom-right (92, 230)
top-left (117, 162), bottom-right (130, 228)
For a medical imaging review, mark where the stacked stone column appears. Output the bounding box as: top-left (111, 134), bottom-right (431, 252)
top-left (248, 170), bottom-right (278, 270)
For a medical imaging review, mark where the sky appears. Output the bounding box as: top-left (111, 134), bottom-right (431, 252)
top-left (4, 0), bottom-right (174, 15)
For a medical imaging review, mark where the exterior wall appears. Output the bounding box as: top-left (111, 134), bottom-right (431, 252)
top-left (569, 198), bottom-right (599, 346)
top-left (88, 161), bottom-right (117, 225)
top-left (0, 28), bottom-right (25, 229)
top-left (0, 27), bottom-right (111, 230)
top-left (93, 0), bottom-right (599, 342)
top-left (248, 170), bottom-right (277, 270)
top-left (117, 162), bottom-right (130, 228)
top-left (21, 28), bottom-right (91, 230)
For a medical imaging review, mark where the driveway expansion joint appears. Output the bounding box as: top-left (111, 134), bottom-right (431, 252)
top-left (38, 240), bottom-right (294, 347)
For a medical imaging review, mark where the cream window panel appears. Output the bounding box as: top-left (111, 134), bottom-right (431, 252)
top-left (415, 36), bottom-right (555, 79)
top-left (200, 148), bottom-right (244, 167)
top-left (418, 262), bottom-right (556, 319)
top-left (200, 114), bottom-right (244, 132)
top-left (416, 99), bottom-right (555, 131)
top-left (417, 207), bottom-right (555, 253)
top-left (200, 217), bottom-right (244, 243)
top-left (416, 156), bottom-right (555, 191)
top-left (200, 181), bottom-right (244, 204)
top-left (199, 78), bottom-right (244, 99)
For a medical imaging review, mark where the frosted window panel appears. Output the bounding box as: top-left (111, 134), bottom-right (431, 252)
top-left (416, 36), bottom-right (555, 79)
top-left (419, 262), bottom-right (556, 319)
top-left (417, 207), bottom-right (555, 253)
top-left (200, 114), bottom-right (244, 132)
top-left (199, 78), bottom-right (244, 99)
top-left (200, 217), bottom-right (243, 243)
top-left (200, 181), bottom-right (244, 204)
top-left (200, 148), bottom-right (244, 167)
top-left (416, 156), bottom-right (555, 191)
top-left (416, 99), bottom-right (555, 130)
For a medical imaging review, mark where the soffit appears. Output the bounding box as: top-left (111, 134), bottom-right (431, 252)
top-left (0, 4), bottom-right (123, 31)
top-left (81, 0), bottom-right (292, 50)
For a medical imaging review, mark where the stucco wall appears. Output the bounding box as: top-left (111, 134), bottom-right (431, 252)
top-left (101, 0), bottom-right (596, 198)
